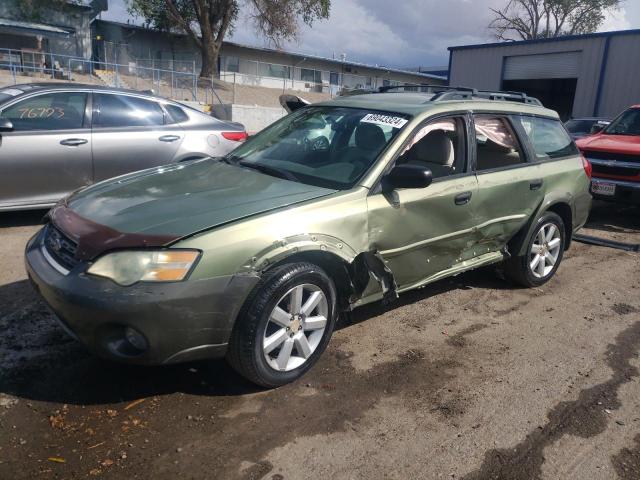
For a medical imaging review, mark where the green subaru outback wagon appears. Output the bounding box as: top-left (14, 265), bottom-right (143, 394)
top-left (26, 86), bottom-right (592, 387)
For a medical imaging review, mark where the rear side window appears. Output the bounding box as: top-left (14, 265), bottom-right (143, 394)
top-left (164, 104), bottom-right (189, 123)
top-left (1, 92), bottom-right (87, 131)
top-left (474, 115), bottom-right (525, 171)
top-left (517, 116), bottom-right (578, 160)
top-left (95, 93), bottom-right (164, 128)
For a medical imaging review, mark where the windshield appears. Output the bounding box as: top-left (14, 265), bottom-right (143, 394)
top-left (604, 108), bottom-right (640, 136)
top-left (226, 106), bottom-right (410, 190)
top-left (565, 119), bottom-right (596, 134)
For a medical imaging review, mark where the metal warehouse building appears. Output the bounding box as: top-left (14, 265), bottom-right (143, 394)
top-left (448, 29), bottom-right (640, 120)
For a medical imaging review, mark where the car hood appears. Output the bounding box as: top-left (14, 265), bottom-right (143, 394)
top-left (51, 159), bottom-right (336, 259)
top-left (576, 134), bottom-right (640, 154)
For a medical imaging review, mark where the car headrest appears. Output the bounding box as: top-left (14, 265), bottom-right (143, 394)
top-left (408, 130), bottom-right (454, 166)
top-left (355, 123), bottom-right (386, 151)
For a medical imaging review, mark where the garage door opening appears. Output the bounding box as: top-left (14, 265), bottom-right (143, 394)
top-left (502, 78), bottom-right (577, 120)
top-left (501, 51), bottom-right (581, 120)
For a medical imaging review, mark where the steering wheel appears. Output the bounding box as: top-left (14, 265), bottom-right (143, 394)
top-left (308, 136), bottom-right (330, 151)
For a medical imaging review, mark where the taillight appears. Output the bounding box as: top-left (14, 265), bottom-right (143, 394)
top-left (221, 131), bottom-right (248, 142)
top-left (581, 153), bottom-right (592, 179)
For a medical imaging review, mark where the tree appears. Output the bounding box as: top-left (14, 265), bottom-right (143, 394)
top-left (127, 0), bottom-right (331, 78)
top-left (489, 0), bottom-right (623, 41)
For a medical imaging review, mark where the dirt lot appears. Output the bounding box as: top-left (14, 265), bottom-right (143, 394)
top-left (1, 202), bottom-right (639, 480)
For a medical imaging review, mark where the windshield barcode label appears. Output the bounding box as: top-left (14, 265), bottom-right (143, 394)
top-left (361, 114), bottom-right (408, 129)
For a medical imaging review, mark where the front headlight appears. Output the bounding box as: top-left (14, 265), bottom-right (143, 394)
top-left (87, 250), bottom-right (200, 286)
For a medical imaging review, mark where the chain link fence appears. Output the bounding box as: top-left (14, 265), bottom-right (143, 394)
top-left (0, 47), bottom-right (403, 108)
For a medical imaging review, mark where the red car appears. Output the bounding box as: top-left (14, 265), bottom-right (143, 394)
top-left (576, 105), bottom-right (640, 204)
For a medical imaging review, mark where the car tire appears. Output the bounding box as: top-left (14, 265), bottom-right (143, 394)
top-left (226, 262), bottom-right (337, 388)
top-left (504, 211), bottom-right (566, 288)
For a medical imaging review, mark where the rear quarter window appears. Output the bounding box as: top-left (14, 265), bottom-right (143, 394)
top-left (517, 116), bottom-right (578, 160)
top-left (165, 104), bottom-right (190, 123)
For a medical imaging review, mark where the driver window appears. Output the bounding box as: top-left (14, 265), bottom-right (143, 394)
top-left (1, 92), bottom-right (87, 131)
top-left (398, 117), bottom-right (464, 180)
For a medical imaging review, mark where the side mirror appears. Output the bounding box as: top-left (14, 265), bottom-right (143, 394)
top-left (0, 118), bottom-right (13, 132)
top-left (590, 123), bottom-right (605, 134)
top-left (382, 164), bottom-right (433, 192)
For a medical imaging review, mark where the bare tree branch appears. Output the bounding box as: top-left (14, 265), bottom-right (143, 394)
top-left (488, 0), bottom-right (622, 40)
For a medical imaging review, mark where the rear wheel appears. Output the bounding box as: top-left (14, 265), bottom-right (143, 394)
top-left (227, 262), bottom-right (337, 388)
top-left (504, 211), bottom-right (565, 287)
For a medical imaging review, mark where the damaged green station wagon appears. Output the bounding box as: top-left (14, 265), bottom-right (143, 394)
top-left (26, 86), bottom-right (592, 387)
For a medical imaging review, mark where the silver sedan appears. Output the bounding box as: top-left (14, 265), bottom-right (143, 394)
top-left (0, 83), bottom-right (247, 211)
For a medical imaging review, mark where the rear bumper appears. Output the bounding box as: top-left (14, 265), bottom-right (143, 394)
top-left (591, 177), bottom-right (640, 205)
top-left (25, 228), bottom-right (259, 365)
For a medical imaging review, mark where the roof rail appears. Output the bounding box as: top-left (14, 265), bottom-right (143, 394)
top-left (377, 84), bottom-right (543, 106)
top-left (378, 84), bottom-right (474, 94)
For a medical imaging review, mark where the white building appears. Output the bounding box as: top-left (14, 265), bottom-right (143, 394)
top-left (92, 20), bottom-right (446, 95)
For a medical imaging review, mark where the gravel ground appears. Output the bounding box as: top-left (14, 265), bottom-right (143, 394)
top-left (0, 202), bottom-right (639, 480)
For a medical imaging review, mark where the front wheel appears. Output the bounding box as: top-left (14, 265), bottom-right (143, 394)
top-left (226, 262), bottom-right (337, 388)
top-left (504, 211), bottom-right (566, 287)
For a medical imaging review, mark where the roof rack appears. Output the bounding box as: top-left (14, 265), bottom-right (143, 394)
top-left (378, 84), bottom-right (473, 94)
top-left (377, 84), bottom-right (543, 106)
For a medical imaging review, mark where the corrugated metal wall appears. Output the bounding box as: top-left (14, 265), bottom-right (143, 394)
top-left (449, 36), bottom-right (619, 118)
top-left (597, 35), bottom-right (640, 118)
top-left (503, 51), bottom-right (581, 79)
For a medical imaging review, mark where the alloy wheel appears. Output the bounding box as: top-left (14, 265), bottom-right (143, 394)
top-left (262, 284), bottom-right (328, 372)
top-left (529, 222), bottom-right (562, 279)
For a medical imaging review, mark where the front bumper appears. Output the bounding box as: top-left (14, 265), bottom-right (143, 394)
top-left (25, 228), bottom-right (259, 365)
top-left (591, 177), bottom-right (640, 205)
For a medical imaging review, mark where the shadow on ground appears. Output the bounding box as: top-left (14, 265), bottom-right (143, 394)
top-left (585, 201), bottom-right (640, 235)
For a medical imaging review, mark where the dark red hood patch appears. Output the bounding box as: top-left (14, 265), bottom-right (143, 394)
top-left (49, 204), bottom-right (180, 261)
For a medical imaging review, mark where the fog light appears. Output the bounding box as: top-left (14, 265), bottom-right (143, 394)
top-left (124, 326), bottom-right (148, 352)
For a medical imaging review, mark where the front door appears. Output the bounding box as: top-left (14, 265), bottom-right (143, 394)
top-left (91, 92), bottom-right (184, 181)
top-left (0, 91), bottom-right (92, 208)
top-left (367, 115), bottom-right (480, 289)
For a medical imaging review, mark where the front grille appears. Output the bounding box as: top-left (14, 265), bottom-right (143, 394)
top-left (584, 150), bottom-right (640, 163)
top-left (44, 225), bottom-right (80, 271)
top-left (592, 164), bottom-right (640, 177)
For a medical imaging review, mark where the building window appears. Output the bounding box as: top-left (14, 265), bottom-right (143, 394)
top-left (225, 56), bottom-right (239, 73)
top-left (258, 62), bottom-right (290, 79)
top-left (330, 72), bottom-right (340, 86)
top-left (383, 79), bottom-right (390, 87)
top-left (301, 68), bottom-right (322, 84)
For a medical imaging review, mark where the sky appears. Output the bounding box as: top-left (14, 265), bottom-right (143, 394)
top-left (103, 0), bottom-right (640, 69)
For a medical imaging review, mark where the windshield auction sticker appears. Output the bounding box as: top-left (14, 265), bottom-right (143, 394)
top-left (361, 113), bottom-right (408, 129)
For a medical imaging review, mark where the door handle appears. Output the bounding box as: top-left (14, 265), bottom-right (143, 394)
top-left (60, 138), bottom-right (88, 146)
top-left (159, 135), bottom-right (180, 142)
top-left (454, 191), bottom-right (473, 205)
top-left (530, 179), bottom-right (544, 190)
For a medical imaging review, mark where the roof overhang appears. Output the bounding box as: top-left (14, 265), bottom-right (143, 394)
top-left (449, 28), bottom-right (640, 51)
top-left (0, 18), bottom-right (74, 38)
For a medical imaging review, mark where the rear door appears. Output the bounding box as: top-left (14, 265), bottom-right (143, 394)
top-left (471, 114), bottom-right (546, 252)
top-left (0, 90), bottom-right (92, 208)
top-left (91, 92), bottom-right (184, 181)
